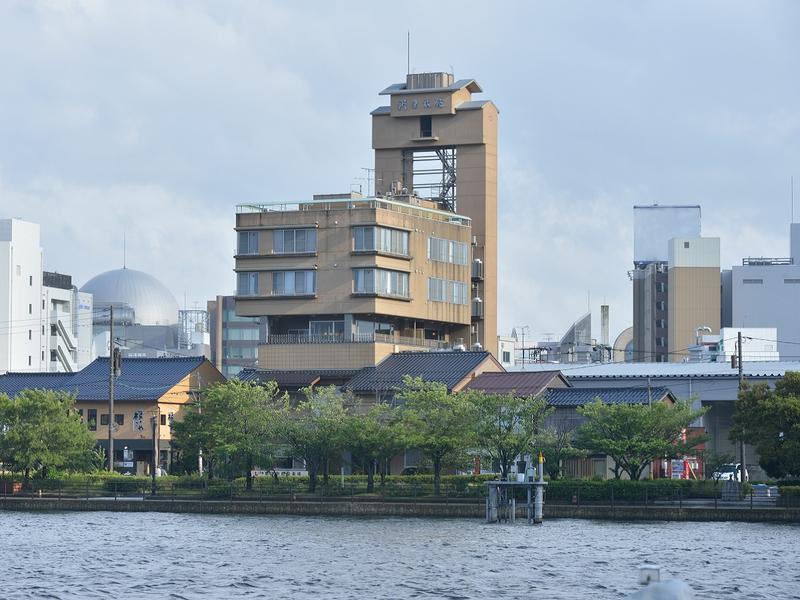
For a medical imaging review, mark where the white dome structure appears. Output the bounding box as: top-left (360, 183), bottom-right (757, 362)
top-left (81, 267), bottom-right (179, 326)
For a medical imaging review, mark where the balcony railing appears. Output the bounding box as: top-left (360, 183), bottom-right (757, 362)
top-left (266, 333), bottom-right (449, 349)
top-left (236, 197), bottom-right (471, 227)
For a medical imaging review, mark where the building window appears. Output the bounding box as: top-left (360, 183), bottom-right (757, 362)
top-left (160, 414), bottom-right (167, 426)
top-left (427, 277), bottom-right (468, 305)
top-left (656, 301), bottom-right (666, 311)
top-left (87, 409), bottom-right (97, 431)
top-left (29, 303), bottom-right (32, 315)
top-left (502, 351), bottom-right (511, 363)
top-left (428, 237), bottom-right (468, 265)
top-left (29, 275), bottom-right (32, 286)
top-left (310, 320), bottom-right (345, 337)
top-left (100, 413), bottom-right (109, 426)
top-left (237, 231), bottom-right (259, 255)
top-left (353, 226), bottom-right (409, 256)
top-left (223, 327), bottom-right (261, 341)
top-left (272, 270), bottom-right (316, 296)
top-left (684, 241), bottom-right (690, 249)
top-left (28, 329), bottom-right (31, 340)
top-left (784, 279), bottom-right (800, 284)
top-left (28, 355), bottom-right (32, 366)
top-left (353, 268), bottom-right (409, 298)
top-left (115, 414), bottom-right (124, 426)
top-left (743, 279), bottom-right (763, 284)
top-left (273, 228), bottom-right (316, 254)
top-left (656, 337), bottom-right (667, 347)
top-left (655, 319), bottom-right (666, 329)
top-left (237, 272), bottom-right (259, 296)
top-left (223, 346), bottom-right (258, 359)
top-left (420, 115), bottom-right (432, 137)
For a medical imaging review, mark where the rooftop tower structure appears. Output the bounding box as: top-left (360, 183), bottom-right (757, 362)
top-left (371, 72), bottom-right (498, 356)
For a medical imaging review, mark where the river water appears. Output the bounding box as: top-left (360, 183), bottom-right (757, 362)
top-left (0, 512), bottom-right (797, 599)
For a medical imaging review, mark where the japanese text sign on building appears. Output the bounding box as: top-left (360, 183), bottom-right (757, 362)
top-left (396, 97), bottom-right (446, 111)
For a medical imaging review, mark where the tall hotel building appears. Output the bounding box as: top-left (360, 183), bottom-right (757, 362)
top-left (234, 72), bottom-right (498, 369)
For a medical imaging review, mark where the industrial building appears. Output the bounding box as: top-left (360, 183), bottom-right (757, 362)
top-left (631, 205), bottom-right (720, 362)
top-left (82, 267), bottom-right (209, 360)
top-left (725, 223), bottom-right (800, 359)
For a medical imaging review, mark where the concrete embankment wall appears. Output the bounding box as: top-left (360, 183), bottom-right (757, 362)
top-left (2, 498), bottom-right (799, 523)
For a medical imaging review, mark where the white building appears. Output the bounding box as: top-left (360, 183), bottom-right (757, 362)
top-left (689, 327), bottom-right (779, 363)
top-left (0, 218), bottom-right (95, 374)
top-left (730, 223), bottom-right (800, 360)
top-left (497, 335), bottom-right (517, 369)
top-left (0, 219), bottom-right (44, 372)
top-left (42, 272), bottom-right (95, 371)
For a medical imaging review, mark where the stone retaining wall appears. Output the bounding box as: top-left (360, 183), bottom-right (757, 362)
top-left (2, 497), bottom-right (799, 523)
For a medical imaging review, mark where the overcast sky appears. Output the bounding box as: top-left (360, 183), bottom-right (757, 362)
top-left (1, 1), bottom-right (798, 343)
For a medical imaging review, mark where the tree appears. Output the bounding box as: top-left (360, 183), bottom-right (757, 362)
top-left (539, 415), bottom-right (587, 479)
top-left (575, 399), bottom-right (707, 480)
top-left (0, 389), bottom-right (95, 481)
top-left (700, 450), bottom-right (736, 481)
top-left (171, 379), bottom-right (288, 490)
top-left (396, 376), bottom-right (476, 495)
top-left (731, 373), bottom-right (800, 479)
top-left (344, 402), bottom-right (402, 492)
top-left (282, 386), bottom-right (348, 492)
top-left (462, 390), bottom-right (552, 479)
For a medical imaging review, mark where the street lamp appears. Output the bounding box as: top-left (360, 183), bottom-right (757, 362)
top-left (150, 413), bottom-right (158, 496)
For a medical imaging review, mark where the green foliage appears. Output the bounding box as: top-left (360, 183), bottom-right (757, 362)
top-left (171, 379), bottom-right (288, 489)
top-left (461, 389), bottom-right (552, 478)
top-left (544, 478), bottom-right (733, 502)
top-left (0, 389), bottom-right (95, 478)
top-left (538, 415), bottom-right (587, 479)
top-left (731, 373), bottom-right (800, 479)
top-left (282, 385), bottom-right (349, 492)
top-left (396, 376), bottom-right (476, 495)
top-left (343, 402), bottom-right (403, 491)
top-left (575, 399), bottom-right (708, 480)
top-left (699, 450), bottom-right (737, 481)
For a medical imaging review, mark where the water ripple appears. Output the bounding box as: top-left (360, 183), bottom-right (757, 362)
top-left (0, 512), bottom-right (797, 599)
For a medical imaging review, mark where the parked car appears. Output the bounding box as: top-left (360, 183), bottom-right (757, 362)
top-left (712, 463), bottom-right (749, 481)
top-left (400, 466), bottom-right (431, 476)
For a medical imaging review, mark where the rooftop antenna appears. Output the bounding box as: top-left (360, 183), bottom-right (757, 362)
top-left (123, 232), bottom-right (126, 269)
top-left (406, 30), bottom-right (410, 75)
top-left (792, 175), bottom-right (795, 223)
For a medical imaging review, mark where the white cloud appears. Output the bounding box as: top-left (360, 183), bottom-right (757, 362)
top-left (0, 0), bottom-right (799, 342)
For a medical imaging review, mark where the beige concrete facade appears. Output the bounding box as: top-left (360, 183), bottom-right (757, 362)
top-left (235, 196), bottom-right (474, 370)
top-left (668, 267), bottom-right (721, 362)
top-left (667, 237), bottom-right (721, 362)
top-left (372, 74), bottom-right (498, 356)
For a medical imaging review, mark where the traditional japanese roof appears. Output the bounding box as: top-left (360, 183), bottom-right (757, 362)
top-left (0, 357), bottom-right (209, 401)
top-left (542, 386), bottom-right (675, 407)
top-left (238, 369), bottom-right (358, 390)
top-left (510, 361), bottom-right (800, 379)
top-left (462, 371), bottom-right (570, 396)
top-left (345, 351), bottom-right (502, 393)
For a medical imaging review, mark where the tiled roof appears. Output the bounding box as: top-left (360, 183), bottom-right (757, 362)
top-left (238, 369), bottom-right (358, 389)
top-left (345, 351), bottom-right (499, 393)
top-left (0, 357), bottom-right (208, 401)
top-left (510, 361), bottom-right (800, 379)
top-left (543, 386), bottom-right (674, 407)
top-left (462, 371), bottom-right (569, 396)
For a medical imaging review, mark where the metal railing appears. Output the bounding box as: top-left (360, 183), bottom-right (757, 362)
top-left (236, 197), bottom-right (471, 227)
top-left (265, 333), bottom-right (449, 349)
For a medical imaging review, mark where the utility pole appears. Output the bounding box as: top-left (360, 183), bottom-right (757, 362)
top-left (151, 412), bottom-right (158, 496)
top-left (108, 306), bottom-right (115, 472)
top-left (737, 331), bottom-right (746, 487)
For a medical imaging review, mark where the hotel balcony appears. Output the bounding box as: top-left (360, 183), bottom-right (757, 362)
top-left (257, 332), bottom-right (451, 370)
